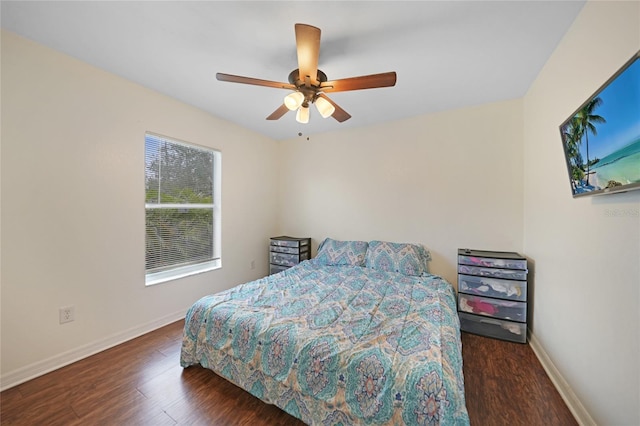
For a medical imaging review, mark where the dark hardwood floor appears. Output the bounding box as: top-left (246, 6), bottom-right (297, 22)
top-left (0, 321), bottom-right (576, 425)
top-left (461, 332), bottom-right (577, 426)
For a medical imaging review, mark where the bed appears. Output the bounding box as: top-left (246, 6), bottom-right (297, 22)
top-left (180, 239), bottom-right (469, 425)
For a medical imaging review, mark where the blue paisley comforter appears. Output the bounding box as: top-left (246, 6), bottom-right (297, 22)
top-left (180, 260), bottom-right (469, 425)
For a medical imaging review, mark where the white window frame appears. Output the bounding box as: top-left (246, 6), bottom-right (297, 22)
top-left (144, 133), bottom-right (221, 286)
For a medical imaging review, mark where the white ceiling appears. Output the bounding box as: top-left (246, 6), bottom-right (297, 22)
top-left (1, 1), bottom-right (585, 140)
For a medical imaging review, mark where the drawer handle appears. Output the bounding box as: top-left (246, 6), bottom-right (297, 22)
top-left (479, 319), bottom-right (502, 326)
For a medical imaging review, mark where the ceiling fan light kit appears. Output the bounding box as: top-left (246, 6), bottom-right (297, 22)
top-left (296, 105), bottom-right (310, 124)
top-left (314, 96), bottom-right (335, 118)
top-left (284, 91), bottom-right (304, 111)
top-left (216, 23), bottom-right (396, 125)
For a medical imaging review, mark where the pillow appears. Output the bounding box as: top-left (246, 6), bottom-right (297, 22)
top-left (315, 238), bottom-right (369, 267)
top-left (365, 240), bottom-right (431, 276)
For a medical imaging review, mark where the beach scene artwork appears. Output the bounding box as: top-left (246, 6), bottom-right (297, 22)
top-left (560, 55), bottom-right (640, 196)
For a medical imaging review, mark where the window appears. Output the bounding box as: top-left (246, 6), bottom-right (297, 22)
top-left (145, 133), bottom-right (221, 285)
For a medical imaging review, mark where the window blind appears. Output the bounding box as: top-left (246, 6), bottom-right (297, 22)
top-left (145, 134), bottom-right (218, 274)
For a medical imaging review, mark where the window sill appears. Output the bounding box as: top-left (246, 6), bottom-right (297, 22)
top-left (145, 259), bottom-right (221, 286)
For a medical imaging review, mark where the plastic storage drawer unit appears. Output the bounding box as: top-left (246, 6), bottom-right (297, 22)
top-left (457, 249), bottom-right (529, 343)
top-left (269, 236), bottom-right (311, 275)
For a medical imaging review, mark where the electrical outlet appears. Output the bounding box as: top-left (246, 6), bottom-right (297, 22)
top-left (59, 306), bottom-right (75, 324)
top-left (250, 260), bottom-right (256, 270)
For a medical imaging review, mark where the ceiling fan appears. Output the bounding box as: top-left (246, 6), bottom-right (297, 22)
top-left (216, 23), bottom-right (397, 124)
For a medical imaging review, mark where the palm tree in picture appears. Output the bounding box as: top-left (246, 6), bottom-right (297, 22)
top-left (562, 117), bottom-right (584, 192)
top-left (575, 97), bottom-right (606, 186)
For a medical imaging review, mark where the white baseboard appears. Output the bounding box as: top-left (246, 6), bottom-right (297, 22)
top-left (528, 331), bottom-right (596, 426)
top-left (0, 310), bottom-right (186, 391)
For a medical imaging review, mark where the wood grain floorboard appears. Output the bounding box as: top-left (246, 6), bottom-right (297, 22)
top-left (1, 320), bottom-right (576, 425)
top-left (461, 332), bottom-right (577, 426)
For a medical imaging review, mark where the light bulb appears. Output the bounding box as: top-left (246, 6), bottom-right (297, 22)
top-left (296, 105), bottom-right (310, 124)
top-left (284, 92), bottom-right (304, 111)
top-left (315, 96), bottom-right (335, 118)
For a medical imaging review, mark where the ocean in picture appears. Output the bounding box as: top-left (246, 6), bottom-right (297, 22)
top-left (589, 138), bottom-right (640, 190)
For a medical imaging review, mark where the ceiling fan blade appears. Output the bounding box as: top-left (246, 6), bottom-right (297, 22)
top-left (216, 73), bottom-right (295, 90)
top-left (295, 24), bottom-right (321, 87)
top-left (317, 93), bottom-right (351, 122)
top-left (320, 71), bottom-right (397, 93)
top-left (266, 104), bottom-right (290, 120)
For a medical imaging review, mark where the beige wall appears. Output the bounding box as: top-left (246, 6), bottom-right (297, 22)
top-left (523, 1), bottom-right (640, 424)
top-left (0, 31), bottom-right (279, 386)
top-left (2, 1), bottom-right (640, 423)
top-left (277, 98), bottom-right (524, 288)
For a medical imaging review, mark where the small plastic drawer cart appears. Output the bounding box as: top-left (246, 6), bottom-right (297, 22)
top-left (457, 248), bottom-right (528, 343)
top-left (269, 236), bottom-right (311, 275)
